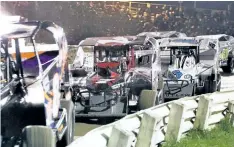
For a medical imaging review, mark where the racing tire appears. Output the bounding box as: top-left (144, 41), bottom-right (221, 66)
top-left (204, 79), bottom-right (217, 94)
top-left (222, 57), bottom-right (234, 73)
top-left (138, 90), bottom-right (158, 110)
top-left (21, 126), bottom-right (56, 147)
top-left (57, 100), bottom-right (75, 147)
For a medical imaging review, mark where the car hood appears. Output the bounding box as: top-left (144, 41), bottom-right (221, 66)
top-left (165, 65), bottom-right (205, 80)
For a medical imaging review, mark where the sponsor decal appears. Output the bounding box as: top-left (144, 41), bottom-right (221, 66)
top-left (172, 70), bottom-right (183, 79)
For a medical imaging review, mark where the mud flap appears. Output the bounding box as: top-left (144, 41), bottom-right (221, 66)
top-left (21, 126), bottom-right (56, 147)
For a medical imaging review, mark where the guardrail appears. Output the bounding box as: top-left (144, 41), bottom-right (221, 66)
top-left (69, 90), bottom-right (234, 147)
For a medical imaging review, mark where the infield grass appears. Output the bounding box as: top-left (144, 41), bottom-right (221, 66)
top-left (163, 117), bottom-right (234, 147)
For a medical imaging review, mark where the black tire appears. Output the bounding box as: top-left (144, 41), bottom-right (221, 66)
top-left (57, 100), bottom-right (75, 147)
top-left (204, 78), bottom-right (217, 94)
top-left (222, 57), bottom-right (234, 73)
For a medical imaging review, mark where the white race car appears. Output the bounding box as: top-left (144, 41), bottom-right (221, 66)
top-left (197, 34), bottom-right (234, 73)
top-left (160, 37), bottom-right (221, 100)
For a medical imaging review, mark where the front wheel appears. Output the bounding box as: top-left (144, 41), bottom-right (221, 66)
top-left (204, 78), bottom-right (218, 94)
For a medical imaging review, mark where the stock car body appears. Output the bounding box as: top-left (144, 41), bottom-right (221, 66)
top-left (68, 36), bottom-right (163, 117)
top-left (71, 36), bottom-right (137, 74)
top-left (196, 34), bottom-right (234, 73)
top-left (160, 37), bottom-right (221, 100)
top-left (1, 21), bottom-right (74, 147)
top-left (124, 38), bottom-right (164, 110)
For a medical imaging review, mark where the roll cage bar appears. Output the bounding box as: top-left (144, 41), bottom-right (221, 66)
top-left (0, 21), bottom-right (66, 87)
top-left (168, 46), bottom-right (200, 65)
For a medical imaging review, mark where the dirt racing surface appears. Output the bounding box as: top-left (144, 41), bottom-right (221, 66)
top-left (74, 118), bottom-right (115, 138)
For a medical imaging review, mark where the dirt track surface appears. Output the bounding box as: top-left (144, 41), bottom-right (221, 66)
top-left (74, 118), bottom-right (115, 137)
top-left (74, 122), bottom-right (101, 137)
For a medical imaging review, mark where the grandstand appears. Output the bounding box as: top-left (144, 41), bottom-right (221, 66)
top-left (1, 1), bottom-right (233, 45)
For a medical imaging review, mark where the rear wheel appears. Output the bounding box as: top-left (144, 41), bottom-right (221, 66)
top-left (204, 75), bottom-right (219, 93)
top-left (222, 57), bottom-right (234, 73)
top-left (57, 99), bottom-right (75, 147)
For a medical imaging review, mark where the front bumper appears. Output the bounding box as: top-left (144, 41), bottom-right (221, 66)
top-left (74, 87), bottom-right (129, 118)
top-left (163, 80), bottom-right (194, 99)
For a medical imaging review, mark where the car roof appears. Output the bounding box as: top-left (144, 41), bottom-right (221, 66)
top-left (0, 21), bottom-right (39, 40)
top-left (196, 34), bottom-right (227, 40)
top-left (0, 21), bottom-right (63, 40)
top-left (137, 31), bottom-right (186, 38)
top-left (79, 36), bottom-right (137, 46)
top-left (159, 37), bottom-right (198, 47)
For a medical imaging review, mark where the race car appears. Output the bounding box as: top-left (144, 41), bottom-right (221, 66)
top-left (70, 36), bottom-right (137, 75)
top-left (125, 38), bottom-right (164, 110)
top-left (160, 37), bottom-right (221, 100)
top-left (68, 36), bottom-right (163, 117)
top-left (196, 34), bottom-right (234, 73)
top-left (1, 21), bottom-right (74, 147)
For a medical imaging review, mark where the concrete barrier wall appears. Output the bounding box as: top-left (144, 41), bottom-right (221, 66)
top-left (68, 90), bottom-right (234, 147)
